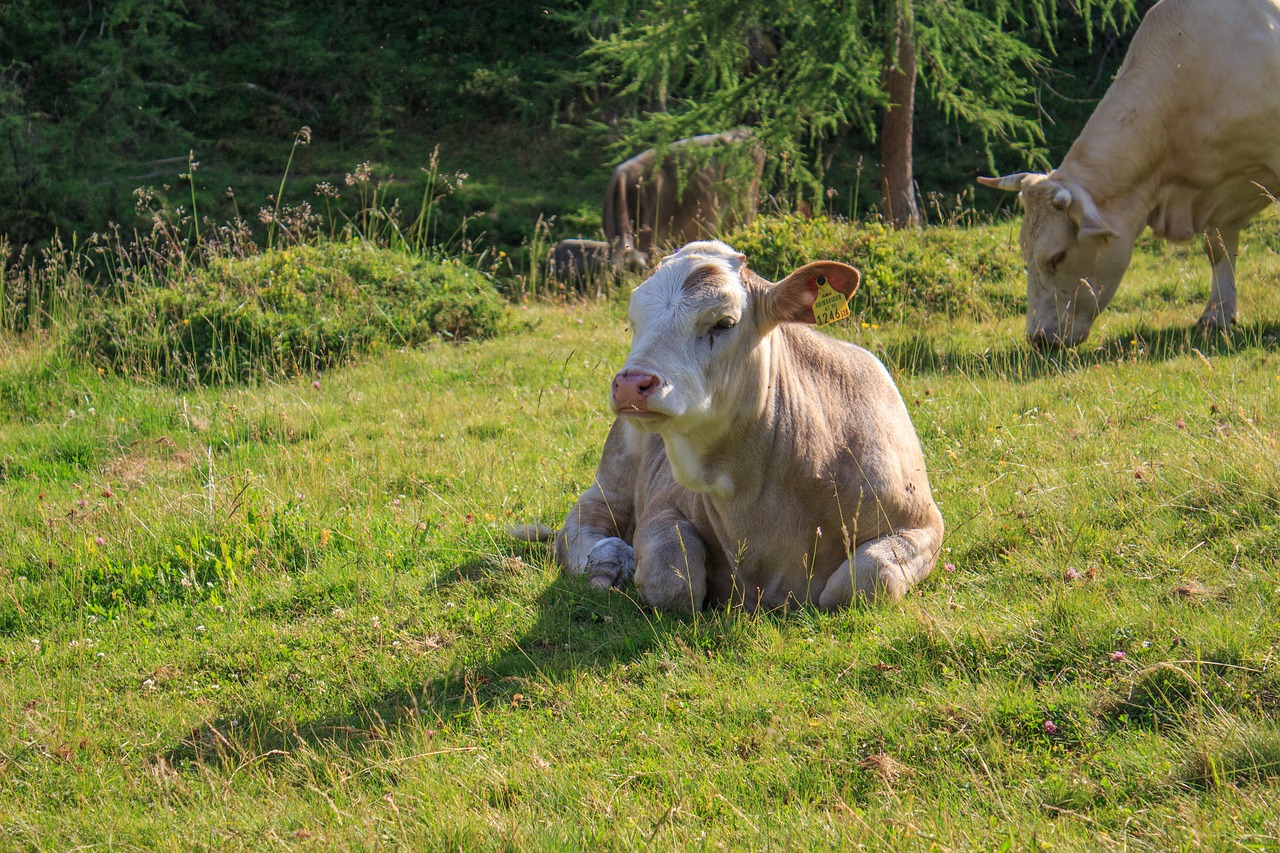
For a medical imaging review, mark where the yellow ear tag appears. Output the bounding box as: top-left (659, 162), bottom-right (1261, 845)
top-left (812, 275), bottom-right (850, 326)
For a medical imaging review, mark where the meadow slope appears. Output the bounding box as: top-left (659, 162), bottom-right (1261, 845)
top-left (1, 218), bottom-right (1278, 849)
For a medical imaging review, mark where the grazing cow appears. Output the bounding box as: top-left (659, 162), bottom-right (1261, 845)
top-left (979, 0), bottom-right (1280, 347)
top-left (604, 129), bottom-right (765, 269)
top-left (553, 241), bottom-right (943, 611)
top-left (552, 239), bottom-right (614, 290)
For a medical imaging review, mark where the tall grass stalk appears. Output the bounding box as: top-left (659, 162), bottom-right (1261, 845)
top-left (266, 126), bottom-right (312, 249)
top-left (185, 149), bottom-right (201, 245)
top-left (515, 215), bottom-right (554, 301)
top-left (413, 147), bottom-right (444, 253)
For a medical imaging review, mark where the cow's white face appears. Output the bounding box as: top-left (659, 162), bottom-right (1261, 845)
top-left (983, 173), bottom-right (1133, 348)
top-left (612, 240), bottom-right (860, 440)
top-left (613, 242), bottom-right (753, 435)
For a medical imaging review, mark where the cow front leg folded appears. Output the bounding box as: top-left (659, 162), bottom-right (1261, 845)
top-left (818, 525), bottom-right (942, 608)
top-left (558, 521), bottom-right (636, 589)
top-left (583, 537), bottom-right (635, 588)
top-left (633, 509), bottom-right (709, 612)
top-left (556, 481), bottom-right (637, 589)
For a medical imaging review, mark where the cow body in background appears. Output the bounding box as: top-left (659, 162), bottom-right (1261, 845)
top-left (603, 130), bottom-right (765, 269)
top-left (555, 241), bottom-right (943, 611)
top-left (979, 0), bottom-right (1280, 347)
top-left (551, 239), bottom-right (613, 291)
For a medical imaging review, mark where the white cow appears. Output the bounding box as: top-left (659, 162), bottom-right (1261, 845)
top-left (980, 0), bottom-right (1280, 347)
top-left (552, 241), bottom-right (943, 612)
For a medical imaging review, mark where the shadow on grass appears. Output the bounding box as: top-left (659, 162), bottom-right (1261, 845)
top-left (163, 545), bottom-right (706, 769)
top-left (879, 320), bottom-right (1280, 382)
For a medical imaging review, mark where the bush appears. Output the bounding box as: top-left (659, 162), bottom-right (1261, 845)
top-left (70, 241), bottom-right (506, 385)
top-left (725, 214), bottom-right (1023, 320)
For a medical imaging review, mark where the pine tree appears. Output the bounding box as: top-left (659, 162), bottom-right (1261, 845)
top-left (580, 0), bottom-right (1137, 227)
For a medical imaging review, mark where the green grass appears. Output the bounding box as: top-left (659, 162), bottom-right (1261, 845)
top-left (1, 213), bottom-right (1279, 848)
top-left (69, 241), bottom-right (507, 386)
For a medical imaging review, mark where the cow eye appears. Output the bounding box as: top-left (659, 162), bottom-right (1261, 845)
top-left (712, 317), bottom-right (737, 332)
top-left (1046, 250), bottom-right (1067, 271)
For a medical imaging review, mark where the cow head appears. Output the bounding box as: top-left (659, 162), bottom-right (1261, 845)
top-left (612, 241), bottom-right (860, 442)
top-left (611, 240), bottom-right (649, 273)
top-left (979, 172), bottom-right (1132, 348)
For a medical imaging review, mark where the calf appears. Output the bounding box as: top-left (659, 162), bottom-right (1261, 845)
top-left (556, 241), bottom-right (943, 611)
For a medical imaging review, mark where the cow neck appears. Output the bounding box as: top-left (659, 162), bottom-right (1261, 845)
top-left (757, 324), bottom-right (841, 468)
top-left (658, 323), bottom-right (814, 509)
top-left (1053, 57), bottom-right (1175, 242)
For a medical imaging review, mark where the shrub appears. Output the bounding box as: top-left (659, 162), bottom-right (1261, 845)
top-left (725, 214), bottom-right (1023, 320)
top-left (69, 241), bottom-right (505, 385)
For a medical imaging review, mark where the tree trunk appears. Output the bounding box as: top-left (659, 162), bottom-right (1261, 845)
top-left (879, 0), bottom-right (919, 229)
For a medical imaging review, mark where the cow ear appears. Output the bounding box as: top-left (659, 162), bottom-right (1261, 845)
top-left (763, 261), bottom-right (861, 326)
top-left (1078, 209), bottom-right (1119, 240)
top-left (1070, 188), bottom-right (1119, 240)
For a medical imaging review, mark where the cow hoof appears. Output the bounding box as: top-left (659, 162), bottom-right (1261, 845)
top-left (635, 571), bottom-right (704, 612)
top-left (1196, 310), bottom-right (1235, 331)
top-left (855, 564), bottom-right (910, 604)
top-left (585, 537), bottom-right (635, 589)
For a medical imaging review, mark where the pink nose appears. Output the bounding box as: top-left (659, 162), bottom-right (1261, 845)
top-left (611, 370), bottom-right (662, 413)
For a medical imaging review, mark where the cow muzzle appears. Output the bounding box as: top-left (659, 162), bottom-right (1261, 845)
top-left (1027, 327), bottom-right (1065, 351)
top-left (1027, 319), bottom-right (1090, 350)
top-left (611, 369), bottom-right (663, 416)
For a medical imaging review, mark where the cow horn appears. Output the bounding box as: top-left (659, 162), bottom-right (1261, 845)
top-left (977, 173), bottom-right (1033, 193)
top-left (1051, 186), bottom-right (1073, 211)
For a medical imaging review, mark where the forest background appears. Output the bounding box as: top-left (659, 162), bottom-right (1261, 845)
top-left (1, 0), bottom-right (1153, 253)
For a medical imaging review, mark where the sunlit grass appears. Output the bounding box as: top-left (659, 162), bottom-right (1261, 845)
top-left (0, 210), bottom-right (1278, 848)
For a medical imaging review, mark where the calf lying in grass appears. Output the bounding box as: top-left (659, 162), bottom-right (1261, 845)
top-left (537, 241), bottom-right (943, 611)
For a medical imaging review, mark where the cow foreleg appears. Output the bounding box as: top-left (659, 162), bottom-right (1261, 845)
top-left (555, 421), bottom-right (644, 589)
top-left (818, 524), bottom-right (942, 608)
top-left (1199, 228), bottom-right (1240, 330)
top-left (556, 484), bottom-right (636, 589)
top-left (633, 509), bottom-right (709, 612)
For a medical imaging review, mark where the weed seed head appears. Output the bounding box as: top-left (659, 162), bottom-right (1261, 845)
top-left (346, 162), bottom-right (373, 186)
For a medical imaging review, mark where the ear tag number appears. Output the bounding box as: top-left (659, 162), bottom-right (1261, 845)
top-left (812, 275), bottom-right (850, 326)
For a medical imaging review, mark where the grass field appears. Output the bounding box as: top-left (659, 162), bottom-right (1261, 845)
top-left (1, 214), bottom-right (1278, 849)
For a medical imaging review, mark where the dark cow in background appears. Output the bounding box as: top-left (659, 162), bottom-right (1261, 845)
top-left (603, 129), bottom-right (765, 270)
top-left (551, 239), bottom-right (613, 292)
top-left (547, 130), bottom-right (766, 289)
top-left (979, 0), bottom-right (1280, 347)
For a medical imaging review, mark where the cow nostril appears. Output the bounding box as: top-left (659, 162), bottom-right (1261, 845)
top-left (614, 370), bottom-right (663, 401)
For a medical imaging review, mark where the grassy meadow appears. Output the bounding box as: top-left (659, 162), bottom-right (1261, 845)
top-left (1, 207), bottom-right (1279, 849)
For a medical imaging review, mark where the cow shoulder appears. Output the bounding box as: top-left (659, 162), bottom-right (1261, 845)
top-left (775, 325), bottom-right (931, 506)
top-left (778, 326), bottom-right (904, 416)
